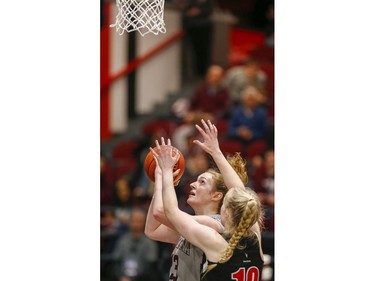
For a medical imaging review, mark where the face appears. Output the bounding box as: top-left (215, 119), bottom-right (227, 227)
top-left (246, 64), bottom-right (258, 77)
top-left (116, 178), bottom-right (130, 202)
top-left (242, 89), bottom-right (261, 108)
top-left (187, 172), bottom-right (216, 207)
top-left (130, 210), bottom-right (146, 234)
top-left (206, 66), bottom-right (223, 85)
top-left (265, 150), bottom-right (274, 168)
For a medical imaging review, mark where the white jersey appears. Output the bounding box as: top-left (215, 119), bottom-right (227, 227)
top-left (168, 214), bottom-right (222, 281)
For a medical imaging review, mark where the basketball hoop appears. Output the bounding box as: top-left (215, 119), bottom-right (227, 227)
top-left (110, 0), bottom-right (166, 36)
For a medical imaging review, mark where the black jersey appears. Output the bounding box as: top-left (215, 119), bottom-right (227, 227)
top-left (201, 236), bottom-right (263, 281)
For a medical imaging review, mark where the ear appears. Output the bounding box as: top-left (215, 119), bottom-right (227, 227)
top-left (211, 191), bottom-right (223, 202)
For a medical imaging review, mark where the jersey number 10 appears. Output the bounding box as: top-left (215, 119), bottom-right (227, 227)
top-left (231, 266), bottom-right (260, 281)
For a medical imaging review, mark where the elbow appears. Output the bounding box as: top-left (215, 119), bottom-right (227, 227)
top-left (145, 231), bottom-right (158, 241)
top-left (144, 228), bottom-right (153, 239)
top-left (144, 225), bottom-right (158, 240)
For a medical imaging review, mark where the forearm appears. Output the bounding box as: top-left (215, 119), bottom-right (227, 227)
top-left (161, 168), bottom-right (180, 223)
top-left (145, 175), bottom-right (180, 243)
top-left (211, 149), bottom-right (245, 189)
top-left (145, 193), bottom-right (162, 238)
top-left (145, 175), bottom-right (166, 236)
top-left (193, 119), bottom-right (245, 190)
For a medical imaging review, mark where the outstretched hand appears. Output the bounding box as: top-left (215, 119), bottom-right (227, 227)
top-left (154, 158), bottom-right (181, 187)
top-left (193, 119), bottom-right (221, 155)
top-left (150, 137), bottom-right (180, 174)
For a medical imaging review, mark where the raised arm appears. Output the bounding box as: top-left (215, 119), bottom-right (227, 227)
top-left (193, 119), bottom-right (245, 189)
top-left (151, 138), bottom-right (227, 262)
top-left (144, 160), bottom-right (180, 244)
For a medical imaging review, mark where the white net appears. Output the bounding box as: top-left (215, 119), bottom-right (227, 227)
top-left (110, 0), bottom-right (166, 36)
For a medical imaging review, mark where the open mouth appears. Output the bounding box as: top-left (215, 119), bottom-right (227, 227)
top-left (189, 189), bottom-right (196, 197)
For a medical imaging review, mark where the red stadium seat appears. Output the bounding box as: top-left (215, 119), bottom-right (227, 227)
top-left (110, 139), bottom-right (140, 178)
top-left (250, 46), bottom-right (274, 63)
top-left (219, 139), bottom-right (244, 157)
top-left (245, 140), bottom-right (267, 159)
top-left (142, 119), bottom-right (178, 138)
top-left (229, 28), bottom-right (265, 66)
top-left (214, 119), bottom-right (230, 139)
top-left (111, 139), bottom-right (139, 162)
top-left (113, 159), bottom-right (138, 178)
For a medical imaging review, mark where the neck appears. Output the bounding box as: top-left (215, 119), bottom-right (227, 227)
top-left (192, 204), bottom-right (218, 216)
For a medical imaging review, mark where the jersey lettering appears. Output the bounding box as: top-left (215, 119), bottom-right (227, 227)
top-left (175, 237), bottom-right (191, 256)
top-left (231, 266), bottom-right (259, 281)
top-left (169, 254), bottom-right (179, 281)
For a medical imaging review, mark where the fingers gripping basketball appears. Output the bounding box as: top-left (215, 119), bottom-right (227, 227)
top-left (144, 145), bottom-right (185, 183)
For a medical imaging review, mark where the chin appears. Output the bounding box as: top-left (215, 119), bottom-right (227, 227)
top-left (186, 196), bottom-right (196, 207)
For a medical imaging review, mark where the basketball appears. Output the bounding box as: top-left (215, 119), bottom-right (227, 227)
top-left (144, 145), bottom-right (185, 183)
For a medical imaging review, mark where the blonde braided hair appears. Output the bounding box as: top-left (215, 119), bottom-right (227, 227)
top-left (218, 194), bottom-right (260, 263)
top-left (201, 187), bottom-right (263, 278)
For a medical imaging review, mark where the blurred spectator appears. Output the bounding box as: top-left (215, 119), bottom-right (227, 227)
top-left (112, 208), bottom-right (159, 281)
top-left (101, 206), bottom-right (122, 274)
top-left (182, 0), bottom-right (215, 76)
top-left (172, 65), bottom-right (231, 154)
top-left (101, 206), bottom-right (118, 246)
top-left (101, 175), bottom-right (134, 261)
top-left (101, 154), bottom-right (115, 206)
top-left (264, 2), bottom-right (274, 47)
top-left (223, 58), bottom-right (267, 104)
top-left (170, 97), bottom-right (190, 121)
top-left (112, 174), bottom-right (133, 208)
top-left (111, 174), bottom-right (134, 235)
top-left (250, 149), bottom-right (274, 231)
top-left (187, 65), bottom-right (231, 121)
top-left (227, 85), bottom-right (268, 145)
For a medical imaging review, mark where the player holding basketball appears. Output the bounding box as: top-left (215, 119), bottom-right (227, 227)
top-left (145, 119), bottom-right (256, 281)
top-left (151, 135), bottom-right (264, 281)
